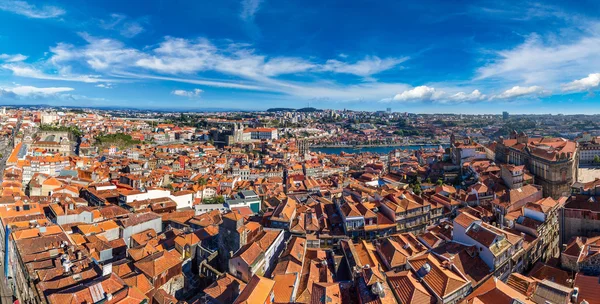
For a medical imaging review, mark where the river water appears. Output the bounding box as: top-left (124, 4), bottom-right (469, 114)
top-left (310, 144), bottom-right (448, 155)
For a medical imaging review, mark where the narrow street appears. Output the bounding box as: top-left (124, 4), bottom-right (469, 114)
top-left (0, 119), bottom-right (21, 183)
top-left (0, 117), bottom-right (21, 303)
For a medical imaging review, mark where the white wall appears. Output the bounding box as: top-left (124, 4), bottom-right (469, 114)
top-left (171, 193), bottom-right (193, 209)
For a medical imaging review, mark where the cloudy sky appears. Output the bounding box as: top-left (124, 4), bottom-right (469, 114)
top-left (1, 0), bottom-right (600, 113)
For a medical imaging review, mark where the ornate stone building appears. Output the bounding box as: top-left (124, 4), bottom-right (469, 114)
top-left (30, 130), bottom-right (74, 156)
top-left (232, 122), bottom-right (244, 143)
top-left (495, 131), bottom-right (578, 199)
top-left (297, 137), bottom-right (309, 159)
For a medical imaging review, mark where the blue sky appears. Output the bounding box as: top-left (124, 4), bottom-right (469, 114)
top-left (2, 0), bottom-right (600, 113)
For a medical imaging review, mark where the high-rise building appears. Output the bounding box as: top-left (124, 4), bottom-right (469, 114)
top-left (386, 107), bottom-right (392, 113)
top-left (503, 111), bottom-right (509, 120)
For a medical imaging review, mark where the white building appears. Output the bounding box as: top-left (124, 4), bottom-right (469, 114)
top-left (119, 188), bottom-right (194, 209)
top-left (244, 128), bottom-right (278, 141)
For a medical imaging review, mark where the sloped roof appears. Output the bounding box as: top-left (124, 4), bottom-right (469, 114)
top-left (408, 253), bottom-right (468, 299)
top-left (233, 275), bottom-right (275, 304)
top-left (133, 250), bottom-right (181, 278)
top-left (386, 270), bottom-right (432, 304)
top-left (203, 274), bottom-right (246, 304)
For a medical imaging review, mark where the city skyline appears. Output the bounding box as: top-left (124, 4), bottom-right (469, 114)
top-left (2, 0), bottom-right (600, 113)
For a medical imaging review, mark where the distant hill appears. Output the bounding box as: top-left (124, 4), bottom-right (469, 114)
top-left (266, 108), bottom-right (295, 112)
top-left (266, 107), bottom-right (322, 113)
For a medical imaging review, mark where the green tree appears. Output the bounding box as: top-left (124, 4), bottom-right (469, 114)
top-left (411, 181), bottom-right (422, 195)
top-left (203, 196), bottom-right (225, 204)
top-left (594, 155), bottom-right (600, 164)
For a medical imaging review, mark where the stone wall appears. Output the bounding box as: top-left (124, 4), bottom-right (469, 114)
top-left (561, 216), bottom-right (600, 245)
top-left (160, 274), bottom-right (185, 296)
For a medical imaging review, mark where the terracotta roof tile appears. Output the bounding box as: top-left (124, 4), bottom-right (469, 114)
top-left (233, 275), bottom-right (275, 304)
top-left (574, 273), bottom-right (600, 304)
top-left (408, 253), bottom-right (468, 299)
top-left (272, 273), bottom-right (298, 303)
top-left (203, 274), bottom-right (246, 304)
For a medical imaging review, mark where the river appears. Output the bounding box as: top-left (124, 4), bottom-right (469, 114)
top-left (310, 144), bottom-right (448, 155)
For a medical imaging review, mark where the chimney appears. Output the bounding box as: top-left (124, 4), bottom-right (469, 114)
top-left (63, 262), bottom-right (72, 274)
top-left (62, 254), bottom-right (72, 273)
top-left (441, 259), bottom-right (454, 270)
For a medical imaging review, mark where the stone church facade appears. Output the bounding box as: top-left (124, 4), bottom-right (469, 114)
top-left (495, 131), bottom-right (578, 199)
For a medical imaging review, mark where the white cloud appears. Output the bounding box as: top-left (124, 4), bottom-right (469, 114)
top-left (389, 86), bottom-right (488, 103)
top-left (134, 37), bottom-right (215, 74)
top-left (3, 64), bottom-right (48, 78)
top-left (50, 34), bottom-right (142, 71)
top-left (7, 34), bottom-right (418, 103)
top-left (476, 31), bottom-right (600, 86)
top-left (494, 86), bottom-right (544, 99)
top-left (393, 86), bottom-right (442, 102)
top-left (240, 0), bottom-right (263, 21)
top-left (95, 83), bottom-right (113, 89)
top-left (562, 73), bottom-right (600, 92)
top-left (448, 90), bottom-right (486, 102)
top-left (322, 56), bottom-right (408, 77)
top-left (99, 14), bottom-right (145, 38)
top-left (1, 64), bottom-right (106, 83)
top-left (121, 22), bottom-right (144, 38)
top-left (131, 37), bottom-right (405, 81)
top-left (472, 2), bottom-right (572, 22)
top-left (0, 53), bottom-right (27, 62)
top-left (79, 34), bottom-right (142, 70)
top-left (104, 69), bottom-right (415, 102)
top-left (171, 88), bottom-right (203, 98)
top-left (134, 37), bottom-right (316, 79)
top-left (99, 13), bottom-right (126, 29)
top-left (36, 35), bottom-right (407, 88)
top-left (2, 85), bottom-right (73, 96)
top-left (112, 72), bottom-right (269, 91)
top-left (260, 57), bottom-right (315, 77)
top-left (0, 0), bottom-right (65, 19)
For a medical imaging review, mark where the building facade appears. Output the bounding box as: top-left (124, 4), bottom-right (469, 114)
top-left (495, 131), bottom-right (578, 199)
